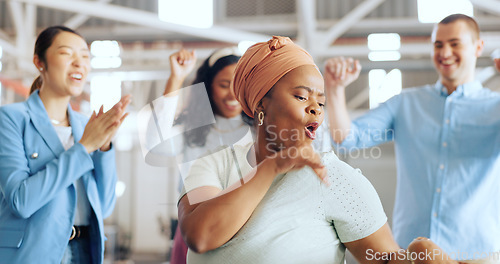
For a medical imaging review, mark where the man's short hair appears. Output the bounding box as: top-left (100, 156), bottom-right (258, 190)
top-left (438, 14), bottom-right (480, 40)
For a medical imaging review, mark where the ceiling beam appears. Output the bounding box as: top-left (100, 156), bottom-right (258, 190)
top-left (220, 16), bottom-right (500, 35)
top-left (296, 0), bottom-right (317, 51)
top-left (13, 0), bottom-right (270, 44)
top-left (321, 0), bottom-right (386, 48)
top-left (0, 30), bottom-right (17, 60)
top-left (70, 16), bottom-right (500, 43)
top-left (7, 1), bottom-right (24, 38)
top-left (469, 0), bottom-right (500, 16)
top-left (63, 0), bottom-right (113, 29)
top-left (25, 3), bottom-right (36, 42)
top-left (0, 38), bottom-right (19, 57)
top-left (317, 42), bottom-right (433, 59)
top-left (7, 1), bottom-right (32, 71)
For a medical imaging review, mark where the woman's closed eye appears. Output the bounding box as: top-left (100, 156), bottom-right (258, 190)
top-left (218, 81), bottom-right (231, 89)
top-left (58, 47), bottom-right (74, 55)
top-left (295, 95), bottom-right (307, 101)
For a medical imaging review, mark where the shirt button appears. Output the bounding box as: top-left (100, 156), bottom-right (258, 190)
top-left (433, 213), bottom-right (438, 217)
top-left (31, 153), bottom-right (39, 159)
top-left (439, 164), bottom-right (444, 170)
top-left (445, 119), bottom-right (450, 124)
top-left (442, 142), bottom-right (447, 147)
top-left (436, 188), bottom-right (441, 193)
top-left (448, 98), bottom-right (453, 102)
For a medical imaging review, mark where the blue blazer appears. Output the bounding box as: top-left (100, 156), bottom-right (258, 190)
top-left (0, 91), bottom-right (117, 263)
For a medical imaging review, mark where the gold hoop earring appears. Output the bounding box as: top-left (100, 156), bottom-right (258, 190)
top-left (258, 111), bottom-right (264, 126)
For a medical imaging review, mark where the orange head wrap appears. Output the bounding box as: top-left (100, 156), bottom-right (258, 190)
top-left (232, 36), bottom-right (317, 118)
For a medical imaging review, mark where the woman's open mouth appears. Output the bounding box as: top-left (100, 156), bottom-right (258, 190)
top-left (69, 72), bottom-right (84, 82)
top-left (224, 100), bottom-right (240, 111)
top-left (304, 122), bottom-right (319, 140)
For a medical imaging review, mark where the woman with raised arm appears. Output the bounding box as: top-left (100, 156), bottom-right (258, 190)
top-left (141, 47), bottom-right (252, 264)
top-left (177, 36), bottom-right (454, 264)
top-left (0, 26), bottom-right (130, 264)
top-left (145, 47), bottom-right (251, 166)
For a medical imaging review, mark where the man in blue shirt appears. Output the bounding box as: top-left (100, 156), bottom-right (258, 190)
top-left (324, 14), bottom-right (500, 259)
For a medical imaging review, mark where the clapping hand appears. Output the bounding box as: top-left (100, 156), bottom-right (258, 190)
top-left (79, 94), bottom-right (132, 153)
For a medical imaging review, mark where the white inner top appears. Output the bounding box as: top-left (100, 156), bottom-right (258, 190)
top-left (53, 125), bottom-right (91, 226)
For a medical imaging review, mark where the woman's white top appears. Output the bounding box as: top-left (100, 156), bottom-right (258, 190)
top-left (180, 143), bottom-right (387, 264)
top-left (53, 125), bottom-right (90, 225)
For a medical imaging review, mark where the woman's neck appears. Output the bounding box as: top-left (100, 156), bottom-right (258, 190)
top-left (254, 127), bottom-right (280, 165)
top-left (215, 113), bottom-right (241, 120)
top-left (38, 88), bottom-right (70, 123)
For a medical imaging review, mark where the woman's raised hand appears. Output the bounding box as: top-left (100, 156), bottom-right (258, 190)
top-left (324, 57), bottom-right (361, 93)
top-left (164, 49), bottom-right (197, 96)
top-left (170, 49), bottom-right (197, 84)
top-left (79, 94), bottom-right (131, 153)
top-left (269, 144), bottom-right (329, 185)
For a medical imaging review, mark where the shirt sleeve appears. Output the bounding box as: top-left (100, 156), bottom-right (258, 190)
top-left (177, 147), bottom-right (229, 202)
top-left (337, 94), bottom-right (401, 151)
top-left (321, 152), bottom-right (387, 243)
top-left (91, 144), bottom-right (118, 218)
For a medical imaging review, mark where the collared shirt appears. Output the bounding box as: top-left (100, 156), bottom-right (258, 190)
top-left (338, 81), bottom-right (500, 259)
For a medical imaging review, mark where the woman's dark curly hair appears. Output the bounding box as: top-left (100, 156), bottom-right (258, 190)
top-left (174, 50), bottom-right (253, 147)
